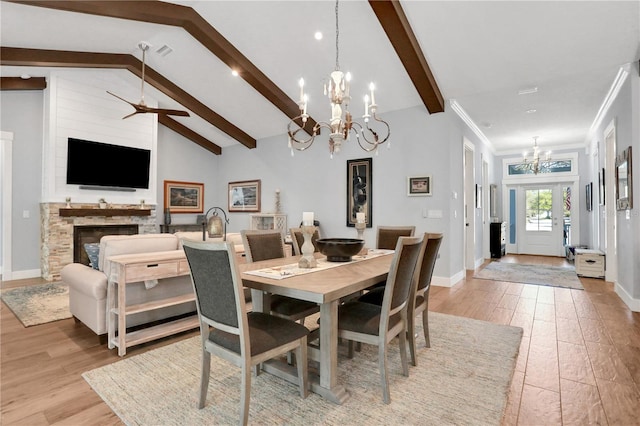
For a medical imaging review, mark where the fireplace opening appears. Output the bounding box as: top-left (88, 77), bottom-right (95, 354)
top-left (73, 225), bottom-right (139, 265)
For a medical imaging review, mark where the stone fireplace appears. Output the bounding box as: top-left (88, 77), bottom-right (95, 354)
top-left (41, 203), bottom-right (157, 280)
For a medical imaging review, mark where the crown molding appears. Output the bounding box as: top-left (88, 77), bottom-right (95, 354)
top-left (449, 99), bottom-right (495, 154)
top-left (587, 64), bottom-right (630, 141)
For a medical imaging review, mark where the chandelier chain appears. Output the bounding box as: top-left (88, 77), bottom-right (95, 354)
top-left (334, 0), bottom-right (340, 70)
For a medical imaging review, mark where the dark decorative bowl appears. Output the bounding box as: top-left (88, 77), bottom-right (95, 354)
top-left (315, 238), bottom-right (365, 262)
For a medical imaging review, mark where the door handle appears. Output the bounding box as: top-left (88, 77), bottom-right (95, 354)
top-left (465, 223), bottom-right (470, 227)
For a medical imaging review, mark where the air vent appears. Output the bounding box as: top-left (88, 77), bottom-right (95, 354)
top-left (518, 87), bottom-right (538, 95)
top-left (156, 44), bottom-right (173, 57)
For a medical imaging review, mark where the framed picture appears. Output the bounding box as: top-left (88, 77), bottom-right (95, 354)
top-left (164, 180), bottom-right (204, 214)
top-left (475, 184), bottom-right (482, 209)
top-left (228, 179), bottom-right (261, 212)
top-left (407, 176), bottom-right (432, 196)
top-left (615, 146), bottom-right (633, 210)
top-left (586, 182), bottom-right (593, 212)
top-left (347, 158), bottom-right (372, 228)
top-left (599, 167), bottom-right (605, 206)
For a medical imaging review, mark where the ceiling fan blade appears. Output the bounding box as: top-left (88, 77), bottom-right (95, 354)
top-left (106, 90), bottom-right (136, 106)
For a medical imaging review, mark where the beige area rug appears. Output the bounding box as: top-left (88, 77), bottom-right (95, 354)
top-left (474, 261), bottom-right (584, 290)
top-left (1, 282), bottom-right (72, 327)
top-left (83, 312), bottom-right (523, 425)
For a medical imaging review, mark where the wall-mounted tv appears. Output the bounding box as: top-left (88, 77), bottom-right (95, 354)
top-left (66, 138), bottom-right (151, 190)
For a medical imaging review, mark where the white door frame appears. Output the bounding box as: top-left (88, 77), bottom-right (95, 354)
top-left (463, 139), bottom-right (476, 270)
top-left (516, 183), bottom-right (567, 256)
top-left (1, 131), bottom-right (13, 281)
top-left (482, 157), bottom-right (490, 259)
top-left (604, 119), bottom-right (618, 282)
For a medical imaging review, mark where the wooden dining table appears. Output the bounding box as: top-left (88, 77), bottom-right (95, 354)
top-left (239, 251), bottom-right (394, 404)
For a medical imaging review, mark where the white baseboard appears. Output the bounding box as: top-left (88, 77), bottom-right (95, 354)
top-left (432, 269), bottom-right (465, 288)
top-left (8, 269), bottom-right (41, 281)
top-left (615, 282), bottom-right (640, 312)
top-left (475, 257), bottom-right (485, 269)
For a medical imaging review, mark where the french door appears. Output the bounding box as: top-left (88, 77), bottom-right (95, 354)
top-left (516, 184), bottom-right (570, 256)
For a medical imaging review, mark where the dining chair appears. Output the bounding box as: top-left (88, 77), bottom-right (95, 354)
top-left (182, 239), bottom-right (309, 425)
top-left (241, 230), bottom-right (320, 323)
top-left (359, 233), bottom-right (443, 366)
top-left (336, 234), bottom-right (424, 404)
top-left (376, 225), bottom-right (416, 250)
top-left (289, 227), bottom-right (321, 256)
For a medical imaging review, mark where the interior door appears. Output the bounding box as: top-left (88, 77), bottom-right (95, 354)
top-left (519, 184), bottom-right (565, 256)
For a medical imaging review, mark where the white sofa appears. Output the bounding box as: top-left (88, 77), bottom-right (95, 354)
top-left (62, 232), bottom-right (244, 338)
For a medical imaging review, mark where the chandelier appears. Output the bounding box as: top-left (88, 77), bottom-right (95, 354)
top-left (522, 136), bottom-right (551, 174)
top-left (287, 0), bottom-right (390, 158)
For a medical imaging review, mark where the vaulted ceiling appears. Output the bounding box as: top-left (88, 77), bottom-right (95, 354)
top-left (1, 0), bottom-right (639, 156)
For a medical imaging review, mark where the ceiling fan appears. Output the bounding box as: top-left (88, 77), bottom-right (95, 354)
top-left (107, 42), bottom-right (190, 119)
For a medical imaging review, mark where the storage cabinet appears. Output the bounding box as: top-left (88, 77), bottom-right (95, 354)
top-left (575, 249), bottom-right (605, 278)
top-left (490, 222), bottom-right (506, 258)
top-left (250, 213), bottom-right (287, 234)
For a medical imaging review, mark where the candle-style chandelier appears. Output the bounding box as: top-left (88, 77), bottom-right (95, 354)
top-left (286, 0), bottom-right (390, 158)
top-left (522, 136), bottom-right (551, 174)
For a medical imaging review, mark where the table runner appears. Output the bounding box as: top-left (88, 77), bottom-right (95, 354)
top-left (244, 249), bottom-right (393, 280)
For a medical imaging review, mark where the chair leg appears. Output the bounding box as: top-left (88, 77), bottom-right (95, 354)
top-left (295, 337), bottom-right (309, 398)
top-left (240, 362), bottom-right (251, 426)
top-left (407, 313), bottom-right (418, 367)
top-left (378, 343), bottom-right (391, 404)
top-left (198, 350), bottom-right (211, 409)
top-left (398, 326), bottom-right (409, 377)
top-left (422, 310), bottom-right (430, 348)
top-left (347, 340), bottom-right (354, 359)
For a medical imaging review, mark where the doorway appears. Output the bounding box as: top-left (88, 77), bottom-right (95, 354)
top-left (463, 140), bottom-right (475, 270)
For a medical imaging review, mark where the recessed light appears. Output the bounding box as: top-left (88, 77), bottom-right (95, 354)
top-left (526, 109), bottom-right (537, 114)
top-left (314, 31), bottom-right (323, 40)
top-left (231, 70), bottom-right (239, 77)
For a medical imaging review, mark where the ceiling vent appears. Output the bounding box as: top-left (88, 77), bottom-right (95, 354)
top-left (156, 44), bottom-right (173, 57)
top-left (518, 87), bottom-right (538, 95)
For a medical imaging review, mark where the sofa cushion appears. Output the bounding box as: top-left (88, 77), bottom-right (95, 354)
top-left (99, 234), bottom-right (179, 278)
top-left (84, 243), bottom-right (100, 270)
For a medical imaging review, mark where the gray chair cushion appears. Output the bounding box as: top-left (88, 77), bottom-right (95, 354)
top-left (270, 295), bottom-right (318, 317)
top-left (337, 301), bottom-right (401, 335)
top-left (210, 312), bottom-right (309, 356)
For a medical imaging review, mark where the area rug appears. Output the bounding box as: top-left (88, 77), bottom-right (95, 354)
top-left (474, 261), bottom-right (584, 290)
top-left (1, 282), bottom-right (72, 327)
top-left (83, 312), bottom-right (523, 425)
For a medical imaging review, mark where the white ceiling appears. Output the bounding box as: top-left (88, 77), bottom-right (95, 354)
top-left (1, 0), bottom-right (639, 155)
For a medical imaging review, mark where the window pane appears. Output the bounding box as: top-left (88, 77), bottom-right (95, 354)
top-left (525, 189), bottom-right (552, 232)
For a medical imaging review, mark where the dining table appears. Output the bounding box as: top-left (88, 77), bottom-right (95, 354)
top-left (239, 250), bottom-right (394, 404)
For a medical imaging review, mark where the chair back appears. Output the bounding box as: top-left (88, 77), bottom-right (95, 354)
top-left (415, 233), bottom-right (443, 294)
top-left (376, 226), bottom-right (416, 250)
top-left (241, 230), bottom-right (286, 263)
top-left (289, 227), bottom-right (320, 256)
top-left (379, 235), bottom-right (424, 328)
top-left (182, 240), bottom-right (246, 335)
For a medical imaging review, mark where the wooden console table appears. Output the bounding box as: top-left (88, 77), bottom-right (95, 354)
top-left (106, 250), bottom-right (196, 356)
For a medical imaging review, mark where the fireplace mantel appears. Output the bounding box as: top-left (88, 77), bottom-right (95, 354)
top-left (59, 208), bottom-right (151, 217)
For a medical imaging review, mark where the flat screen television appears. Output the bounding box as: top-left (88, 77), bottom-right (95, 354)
top-left (66, 138), bottom-right (151, 190)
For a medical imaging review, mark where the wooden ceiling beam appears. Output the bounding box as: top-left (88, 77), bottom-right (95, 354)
top-left (368, 0), bottom-right (445, 114)
top-left (0, 47), bottom-right (255, 149)
top-left (10, 0), bottom-right (317, 133)
top-left (158, 115), bottom-right (222, 155)
top-left (0, 76), bottom-right (47, 90)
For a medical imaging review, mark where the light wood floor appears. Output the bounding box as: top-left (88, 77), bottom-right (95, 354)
top-left (2, 255), bottom-right (639, 425)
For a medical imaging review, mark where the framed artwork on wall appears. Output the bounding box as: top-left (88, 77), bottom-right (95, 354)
top-left (586, 182), bottom-right (593, 212)
top-left (228, 179), bottom-right (261, 212)
top-left (615, 146), bottom-right (633, 210)
top-left (598, 168), bottom-right (605, 206)
top-left (475, 184), bottom-right (482, 209)
top-left (346, 158), bottom-right (372, 228)
top-left (164, 180), bottom-right (204, 214)
top-left (407, 176), bottom-right (432, 196)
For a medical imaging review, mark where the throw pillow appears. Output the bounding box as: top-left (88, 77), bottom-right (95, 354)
top-left (84, 243), bottom-right (100, 270)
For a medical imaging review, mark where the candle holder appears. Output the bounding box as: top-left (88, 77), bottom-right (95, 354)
top-left (355, 222), bottom-right (368, 255)
top-left (298, 225), bottom-right (318, 268)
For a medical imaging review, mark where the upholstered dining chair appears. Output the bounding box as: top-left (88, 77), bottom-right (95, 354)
top-left (359, 233), bottom-right (443, 366)
top-left (376, 225), bottom-right (416, 250)
top-left (336, 235), bottom-right (424, 404)
top-left (241, 230), bottom-right (320, 323)
top-left (182, 239), bottom-right (309, 425)
top-left (289, 227), bottom-right (320, 256)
